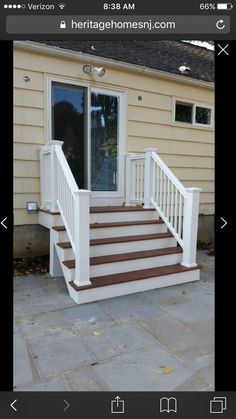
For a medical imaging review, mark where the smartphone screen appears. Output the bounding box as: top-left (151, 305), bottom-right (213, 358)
top-left (0, 0), bottom-right (235, 417)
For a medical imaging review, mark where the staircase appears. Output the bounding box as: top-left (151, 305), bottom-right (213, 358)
top-left (39, 142), bottom-right (201, 305)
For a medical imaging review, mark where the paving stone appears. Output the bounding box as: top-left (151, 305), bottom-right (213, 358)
top-left (17, 311), bottom-right (73, 340)
top-left (63, 303), bottom-right (116, 336)
top-left (64, 366), bottom-right (110, 391)
top-left (99, 293), bottom-right (165, 323)
top-left (197, 364), bottom-right (214, 387)
top-left (94, 345), bottom-right (198, 391)
top-left (14, 332), bottom-right (34, 387)
top-left (82, 323), bottom-right (155, 362)
top-left (148, 319), bottom-right (214, 371)
top-left (14, 317), bottom-right (20, 334)
top-left (28, 333), bottom-right (96, 377)
top-left (14, 376), bottom-right (70, 391)
top-left (135, 312), bottom-right (185, 337)
top-left (173, 374), bottom-right (210, 391)
top-left (14, 275), bottom-right (75, 317)
top-left (158, 300), bottom-right (213, 323)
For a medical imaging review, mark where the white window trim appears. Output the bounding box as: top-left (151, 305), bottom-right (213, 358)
top-left (173, 97), bottom-right (213, 129)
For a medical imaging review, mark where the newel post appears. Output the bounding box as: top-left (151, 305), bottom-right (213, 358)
top-left (181, 188), bottom-right (202, 267)
top-left (73, 189), bottom-right (91, 286)
top-left (144, 148), bottom-right (157, 208)
top-left (49, 140), bottom-right (63, 211)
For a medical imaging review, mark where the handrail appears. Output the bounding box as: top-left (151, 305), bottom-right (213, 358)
top-left (151, 152), bottom-right (187, 198)
top-left (40, 141), bottom-right (91, 286)
top-left (126, 148), bottom-right (201, 267)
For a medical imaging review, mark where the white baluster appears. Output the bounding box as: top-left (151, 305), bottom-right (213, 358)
top-left (125, 154), bottom-right (131, 206)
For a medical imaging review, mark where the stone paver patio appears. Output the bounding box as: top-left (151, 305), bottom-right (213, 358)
top-left (14, 250), bottom-right (214, 391)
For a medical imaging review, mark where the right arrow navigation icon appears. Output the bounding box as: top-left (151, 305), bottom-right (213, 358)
top-left (220, 217), bottom-right (228, 229)
top-left (63, 400), bottom-right (70, 411)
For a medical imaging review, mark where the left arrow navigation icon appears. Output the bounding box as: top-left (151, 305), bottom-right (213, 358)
top-left (1, 217), bottom-right (7, 229)
top-left (10, 399), bottom-right (18, 412)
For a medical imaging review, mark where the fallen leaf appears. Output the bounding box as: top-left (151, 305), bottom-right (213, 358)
top-left (162, 367), bottom-right (174, 374)
top-left (116, 343), bottom-right (125, 349)
top-left (91, 331), bottom-right (101, 336)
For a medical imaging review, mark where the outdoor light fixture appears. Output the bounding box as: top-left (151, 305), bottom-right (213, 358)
top-left (26, 202), bottom-right (38, 213)
top-left (83, 64), bottom-right (106, 77)
top-left (23, 76), bottom-right (30, 82)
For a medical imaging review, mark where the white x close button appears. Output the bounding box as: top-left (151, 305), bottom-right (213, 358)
top-left (217, 44), bottom-right (229, 56)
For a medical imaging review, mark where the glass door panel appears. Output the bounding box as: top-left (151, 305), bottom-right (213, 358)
top-left (90, 92), bottom-right (118, 191)
top-left (52, 83), bottom-right (86, 188)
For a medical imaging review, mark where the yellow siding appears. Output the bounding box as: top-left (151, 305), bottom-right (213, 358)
top-left (14, 45), bottom-right (214, 224)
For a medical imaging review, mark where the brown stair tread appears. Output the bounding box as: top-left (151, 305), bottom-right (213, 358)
top-left (69, 263), bottom-right (200, 291)
top-left (90, 206), bottom-right (155, 213)
top-left (57, 242), bottom-right (72, 249)
top-left (40, 209), bottom-right (60, 215)
top-left (63, 247), bottom-right (182, 269)
top-left (90, 219), bottom-right (163, 228)
top-left (53, 219), bottom-right (163, 233)
top-left (91, 232), bottom-right (173, 246)
top-left (52, 225), bottom-right (66, 231)
top-left (57, 232), bottom-right (173, 249)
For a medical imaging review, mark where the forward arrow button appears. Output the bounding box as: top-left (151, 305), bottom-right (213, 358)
top-left (64, 400), bottom-right (70, 411)
top-left (221, 217), bottom-right (228, 229)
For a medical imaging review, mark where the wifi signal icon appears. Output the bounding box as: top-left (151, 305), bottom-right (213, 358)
top-left (58, 3), bottom-right (66, 9)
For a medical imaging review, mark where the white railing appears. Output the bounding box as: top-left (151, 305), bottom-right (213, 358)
top-left (40, 141), bottom-right (91, 286)
top-left (125, 154), bottom-right (145, 204)
top-left (126, 148), bottom-right (201, 267)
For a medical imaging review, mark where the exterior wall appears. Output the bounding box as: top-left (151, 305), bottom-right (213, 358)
top-left (14, 44), bottom-right (214, 229)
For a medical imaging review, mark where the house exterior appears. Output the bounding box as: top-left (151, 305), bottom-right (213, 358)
top-left (14, 40), bottom-right (214, 259)
top-left (13, 40), bottom-right (214, 303)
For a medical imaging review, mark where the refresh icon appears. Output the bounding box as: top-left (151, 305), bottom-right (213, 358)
top-left (216, 19), bottom-right (226, 30)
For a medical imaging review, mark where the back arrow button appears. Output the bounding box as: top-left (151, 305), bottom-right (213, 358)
top-left (1, 217), bottom-right (7, 229)
top-left (10, 399), bottom-right (18, 412)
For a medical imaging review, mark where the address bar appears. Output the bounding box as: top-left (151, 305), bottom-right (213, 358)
top-left (6, 15), bottom-right (230, 34)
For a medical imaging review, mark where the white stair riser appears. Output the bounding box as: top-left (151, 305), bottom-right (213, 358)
top-left (90, 211), bottom-right (158, 223)
top-left (55, 230), bottom-right (69, 242)
top-left (56, 245), bottom-right (74, 261)
top-left (90, 237), bottom-right (176, 257)
top-left (69, 269), bottom-right (201, 304)
top-left (91, 253), bottom-right (182, 277)
top-left (90, 223), bottom-right (167, 239)
top-left (39, 212), bottom-right (62, 229)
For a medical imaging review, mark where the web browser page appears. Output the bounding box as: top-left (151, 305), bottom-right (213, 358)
top-left (0, 0), bottom-right (235, 417)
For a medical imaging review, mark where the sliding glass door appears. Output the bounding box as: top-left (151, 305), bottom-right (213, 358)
top-left (90, 90), bottom-right (119, 192)
top-left (51, 81), bottom-right (123, 195)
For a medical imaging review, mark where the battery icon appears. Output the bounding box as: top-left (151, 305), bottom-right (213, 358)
top-left (217, 3), bottom-right (234, 9)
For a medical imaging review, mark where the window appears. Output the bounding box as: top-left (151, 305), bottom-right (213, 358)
top-left (195, 106), bottom-right (211, 125)
top-left (175, 102), bottom-right (193, 123)
top-left (175, 100), bottom-right (212, 126)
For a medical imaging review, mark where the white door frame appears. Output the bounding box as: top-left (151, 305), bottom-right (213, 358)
top-left (47, 77), bottom-right (125, 199)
